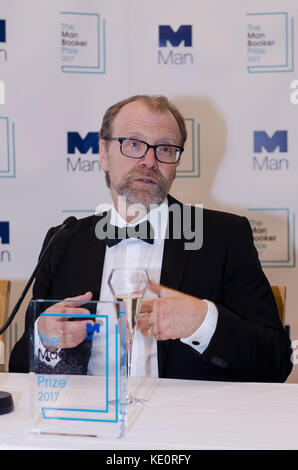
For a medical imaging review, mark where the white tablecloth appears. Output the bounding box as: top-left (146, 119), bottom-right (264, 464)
top-left (0, 373), bottom-right (298, 450)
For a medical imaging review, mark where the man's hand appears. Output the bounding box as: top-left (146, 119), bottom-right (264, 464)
top-left (37, 291), bottom-right (93, 351)
top-left (137, 282), bottom-right (208, 340)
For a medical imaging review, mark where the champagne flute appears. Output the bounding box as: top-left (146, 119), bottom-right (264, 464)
top-left (108, 268), bottom-right (149, 405)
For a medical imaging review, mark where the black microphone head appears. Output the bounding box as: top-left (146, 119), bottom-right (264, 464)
top-left (63, 216), bottom-right (77, 230)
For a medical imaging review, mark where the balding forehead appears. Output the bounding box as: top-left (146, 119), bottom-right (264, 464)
top-left (111, 100), bottom-right (181, 144)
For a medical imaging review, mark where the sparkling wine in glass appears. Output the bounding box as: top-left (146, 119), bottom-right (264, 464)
top-left (108, 268), bottom-right (149, 405)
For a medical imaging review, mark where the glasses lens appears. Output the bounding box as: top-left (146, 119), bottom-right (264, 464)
top-left (121, 139), bottom-right (147, 158)
top-left (156, 145), bottom-right (180, 163)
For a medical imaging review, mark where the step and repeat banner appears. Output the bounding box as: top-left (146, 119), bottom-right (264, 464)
top-left (1, 0), bottom-right (298, 380)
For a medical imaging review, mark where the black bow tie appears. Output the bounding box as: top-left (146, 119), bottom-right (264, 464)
top-left (105, 220), bottom-right (155, 247)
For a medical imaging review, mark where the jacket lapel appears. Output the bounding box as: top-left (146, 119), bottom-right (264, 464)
top-left (85, 215), bottom-right (107, 300)
top-left (157, 196), bottom-right (190, 377)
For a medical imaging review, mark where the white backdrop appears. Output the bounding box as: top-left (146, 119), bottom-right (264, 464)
top-left (1, 0), bottom-right (298, 381)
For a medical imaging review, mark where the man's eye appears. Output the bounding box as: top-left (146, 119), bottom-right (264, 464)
top-left (159, 146), bottom-right (172, 153)
top-left (129, 140), bottom-right (141, 148)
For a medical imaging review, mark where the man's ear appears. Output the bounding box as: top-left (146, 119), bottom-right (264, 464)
top-left (99, 139), bottom-right (108, 171)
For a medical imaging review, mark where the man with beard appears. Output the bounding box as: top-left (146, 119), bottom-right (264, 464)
top-left (9, 95), bottom-right (292, 382)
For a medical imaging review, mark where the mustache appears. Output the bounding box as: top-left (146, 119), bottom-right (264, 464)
top-left (124, 168), bottom-right (168, 187)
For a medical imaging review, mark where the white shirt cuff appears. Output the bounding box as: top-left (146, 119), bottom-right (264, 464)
top-left (180, 300), bottom-right (218, 354)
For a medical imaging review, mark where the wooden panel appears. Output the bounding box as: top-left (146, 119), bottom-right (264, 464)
top-left (0, 281), bottom-right (11, 372)
top-left (271, 285), bottom-right (286, 325)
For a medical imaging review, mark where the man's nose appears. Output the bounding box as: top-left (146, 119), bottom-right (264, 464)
top-left (138, 147), bottom-right (158, 169)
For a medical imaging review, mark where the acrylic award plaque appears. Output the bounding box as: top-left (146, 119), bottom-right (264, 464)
top-left (29, 299), bottom-right (127, 439)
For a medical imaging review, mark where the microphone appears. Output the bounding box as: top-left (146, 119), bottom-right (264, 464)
top-left (0, 216), bottom-right (77, 415)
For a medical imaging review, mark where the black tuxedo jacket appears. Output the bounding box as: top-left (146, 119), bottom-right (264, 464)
top-left (9, 196), bottom-right (292, 382)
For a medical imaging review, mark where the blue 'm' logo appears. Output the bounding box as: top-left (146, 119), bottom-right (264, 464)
top-left (0, 20), bottom-right (6, 43)
top-left (67, 132), bottom-right (99, 154)
top-left (86, 322), bottom-right (100, 340)
top-left (254, 131), bottom-right (288, 153)
top-left (0, 222), bottom-right (9, 244)
top-left (159, 25), bottom-right (192, 47)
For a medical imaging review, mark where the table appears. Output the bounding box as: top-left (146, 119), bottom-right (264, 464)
top-left (0, 372), bottom-right (298, 450)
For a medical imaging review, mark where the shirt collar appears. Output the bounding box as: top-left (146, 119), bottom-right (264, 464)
top-left (110, 200), bottom-right (169, 245)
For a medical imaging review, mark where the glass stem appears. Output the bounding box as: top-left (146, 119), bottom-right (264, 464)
top-left (126, 337), bottom-right (132, 399)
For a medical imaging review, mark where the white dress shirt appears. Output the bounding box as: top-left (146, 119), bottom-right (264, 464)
top-left (87, 200), bottom-right (218, 377)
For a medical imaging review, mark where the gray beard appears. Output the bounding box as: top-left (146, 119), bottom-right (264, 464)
top-left (112, 170), bottom-right (172, 212)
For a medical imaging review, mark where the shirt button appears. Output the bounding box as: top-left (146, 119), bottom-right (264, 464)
top-left (192, 341), bottom-right (200, 346)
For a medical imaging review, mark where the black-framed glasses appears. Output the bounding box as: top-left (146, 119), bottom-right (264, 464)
top-left (106, 137), bottom-right (184, 164)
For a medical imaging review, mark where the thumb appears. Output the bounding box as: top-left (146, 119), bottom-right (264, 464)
top-left (62, 291), bottom-right (93, 307)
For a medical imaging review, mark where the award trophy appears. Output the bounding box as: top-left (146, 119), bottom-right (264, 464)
top-left (29, 298), bottom-right (127, 439)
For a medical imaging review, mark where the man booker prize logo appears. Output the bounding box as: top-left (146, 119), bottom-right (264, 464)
top-left (252, 130), bottom-right (288, 171)
top-left (66, 131), bottom-right (101, 173)
top-left (246, 12), bottom-right (294, 73)
top-left (247, 207), bottom-right (295, 269)
top-left (158, 25), bottom-right (193, 65)
top-left (60, 12), bottom-right (106, 74)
